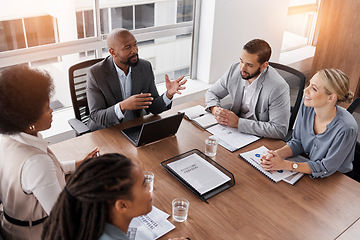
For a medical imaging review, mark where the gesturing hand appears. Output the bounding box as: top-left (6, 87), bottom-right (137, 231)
top-left (75, 148), bottom-right (99, 168)
top-left (119, 93), bottom-right (153, 112)
top-left (165, 74), bottom-right (187, 99)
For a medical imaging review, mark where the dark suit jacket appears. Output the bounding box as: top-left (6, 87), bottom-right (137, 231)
top-left (86, 56), bottom-right (171, 131)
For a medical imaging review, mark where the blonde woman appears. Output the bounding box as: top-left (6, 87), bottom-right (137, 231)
top-left (260, 69), bottom-right (357, 178)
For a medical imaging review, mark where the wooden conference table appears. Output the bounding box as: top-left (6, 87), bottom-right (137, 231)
top-left (50, 99), bottom-right (360, 240)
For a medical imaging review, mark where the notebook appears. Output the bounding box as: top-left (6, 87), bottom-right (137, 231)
top-left (121, 112), bottom-right (184, 146)
top-left (178, 105), bottom-right (218, 129)
top-left (239, 146), bottom-right (305, 185)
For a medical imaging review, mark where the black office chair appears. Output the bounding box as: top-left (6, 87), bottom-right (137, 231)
top-left (68, 58), bottom-right (104, 136)
top-left (0, 199), bottom-right (3, 240)
top-left (269, 62), bottom-right (306, 142)
top-left (347, 97), bottom-right (360, 114)
top-left (346, 97), bottom-right (360, 182)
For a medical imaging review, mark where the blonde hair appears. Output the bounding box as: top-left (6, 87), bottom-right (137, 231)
top-left (318, 69), bottom-right (354, 103)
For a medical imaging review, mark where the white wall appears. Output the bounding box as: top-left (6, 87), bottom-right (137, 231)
top-left (196, 0), bottom-right (290, 84)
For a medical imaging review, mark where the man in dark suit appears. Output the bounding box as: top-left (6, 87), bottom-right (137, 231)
top-left (86, 28), bottom-right (187, 131)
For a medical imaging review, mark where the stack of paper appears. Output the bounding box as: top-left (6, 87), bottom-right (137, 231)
top-left (128, 206), bottom-right (175, 240)
top-left (167, 153), bottom-right (231, 194)
top-left (207, 124), bottom-right (260, 152)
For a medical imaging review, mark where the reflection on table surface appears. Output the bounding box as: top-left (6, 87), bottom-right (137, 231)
top-left (50, 99), bottom-right (360, 240)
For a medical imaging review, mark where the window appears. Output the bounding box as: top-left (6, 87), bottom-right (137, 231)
top-left (100, 8), bottom-right (109, 34)
top-left (135, 4), bottom-right (154, 29)
top-left (111, 6), bottom-right (133, 30)
top-left (0, 0), bottom-right (196, 110)
top-left (0, 19), bottom-right (26, 52)
top-left (177, 0), bottom-right (193, 23)
top-left (76, 10), bottom-right (96, 38)
top-left (281, 0), bottom-right (321, 52)
top-left (0, 15), bottom-right (57, 52)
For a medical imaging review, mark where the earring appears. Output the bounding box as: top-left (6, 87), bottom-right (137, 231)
top-left (29, 125), bottom-right (36, 131)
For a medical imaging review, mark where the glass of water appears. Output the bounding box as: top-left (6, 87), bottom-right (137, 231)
top-left (205, 135), bottom-right (218, 157)
top-left (172, 197), bottom-right (189, 222)
top-left (144, 171), bottom-right (154, 192)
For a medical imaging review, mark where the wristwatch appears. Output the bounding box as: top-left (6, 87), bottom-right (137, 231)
top-left (292, 162), bottom-right (298, 172)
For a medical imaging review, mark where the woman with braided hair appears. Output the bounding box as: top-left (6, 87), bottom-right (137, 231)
top-left (42, 153), bottom-right (153, 240)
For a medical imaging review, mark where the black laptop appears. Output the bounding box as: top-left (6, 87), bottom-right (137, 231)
top-left (121, 112), bottom-right (185, 146)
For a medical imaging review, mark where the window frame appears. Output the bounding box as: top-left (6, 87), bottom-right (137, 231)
top-left (0, 0), bottom-right (199, 80)
top-left (286, 1), bottom-right (320, 47)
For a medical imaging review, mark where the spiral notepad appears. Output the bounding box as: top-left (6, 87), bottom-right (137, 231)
top-left (238, 146), bottom-right (297, 183)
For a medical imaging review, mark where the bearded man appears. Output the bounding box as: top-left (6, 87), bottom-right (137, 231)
top-left (205, 39), bottom-right (290, 139)
top-left (86, 28), bottom-right (186, 131)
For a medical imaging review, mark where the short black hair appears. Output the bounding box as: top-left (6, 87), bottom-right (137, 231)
top-left (243, 39), bottom-right (272, 64)
top-left (0, 65), bottom-right (54, 134)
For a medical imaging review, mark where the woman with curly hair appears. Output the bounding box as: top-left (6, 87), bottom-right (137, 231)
top-left (0, 65), bottom-right (98, 240)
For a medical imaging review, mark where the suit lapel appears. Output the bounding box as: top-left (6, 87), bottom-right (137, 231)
top-left (106, 56), bottom-right (123, 102)
top-left (231, 74), bottom-right (244, 115)
top-left (252, 67), bottom-right (268, 108)
top-left (130, 63), bottom-right (144, 118)
top-left (250, 67), bottom-right (268, 120)
top-left (252, 78), bottom-right (263, 109)
top-left (231, 66), bottom-right (268, 116)
top-left (131, 63), bottom-right (142, 95)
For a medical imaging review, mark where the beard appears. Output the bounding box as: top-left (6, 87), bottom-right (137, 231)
top-left (126, 53), bottom-right (139, 67)
top-left (241, 67), bottom-right (261, 80)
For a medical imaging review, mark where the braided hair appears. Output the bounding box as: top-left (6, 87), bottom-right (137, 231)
top-left (42, 153), bottom-right (135, 240)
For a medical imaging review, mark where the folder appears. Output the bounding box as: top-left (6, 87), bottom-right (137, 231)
top-left (161, 149), bottom-right (235, 202)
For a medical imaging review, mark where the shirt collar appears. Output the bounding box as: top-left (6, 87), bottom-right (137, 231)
top-left (244, 73), bottom-right (261, 88)
top-left (10, 132), bottom-right (49, 153)
top-left (102, 223), bottom-right (130, 240)
top-left (113, 62), bottom-right (132, 78)
top-left (242, 70), bottom-right (262, 87)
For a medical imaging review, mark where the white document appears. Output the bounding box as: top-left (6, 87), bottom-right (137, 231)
top-left (179, 105), bottom-right (218, 129)
top-left (239, 146), bottom-right (296, 182)
top-left (167, 153), bottom-right (231, 194)
top-left (192, 114), bottom-right (218, 129)
top-left (128, 206), bottom-right (175, 240)
top-left (207, 124), bottom-right (260, 152)
top-left (216, 138), bottom-right (238, 152)
top-left (281, 155), bottom-right (307, 185)
top-left (180, 105), bottom-right (207, 120)
top-left (282, 172), bottom-right (304, 185)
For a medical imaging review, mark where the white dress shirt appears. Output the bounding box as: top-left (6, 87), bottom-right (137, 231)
top-left (7, 133), bottom-right (75, 214)
top-left (113, 63), bottom-right (171, 120)
top-left (240, 75), bottom-right (261, 120)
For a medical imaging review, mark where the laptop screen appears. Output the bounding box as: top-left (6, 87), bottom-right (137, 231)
top-left (121, 112), bottom-right (185, 146)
